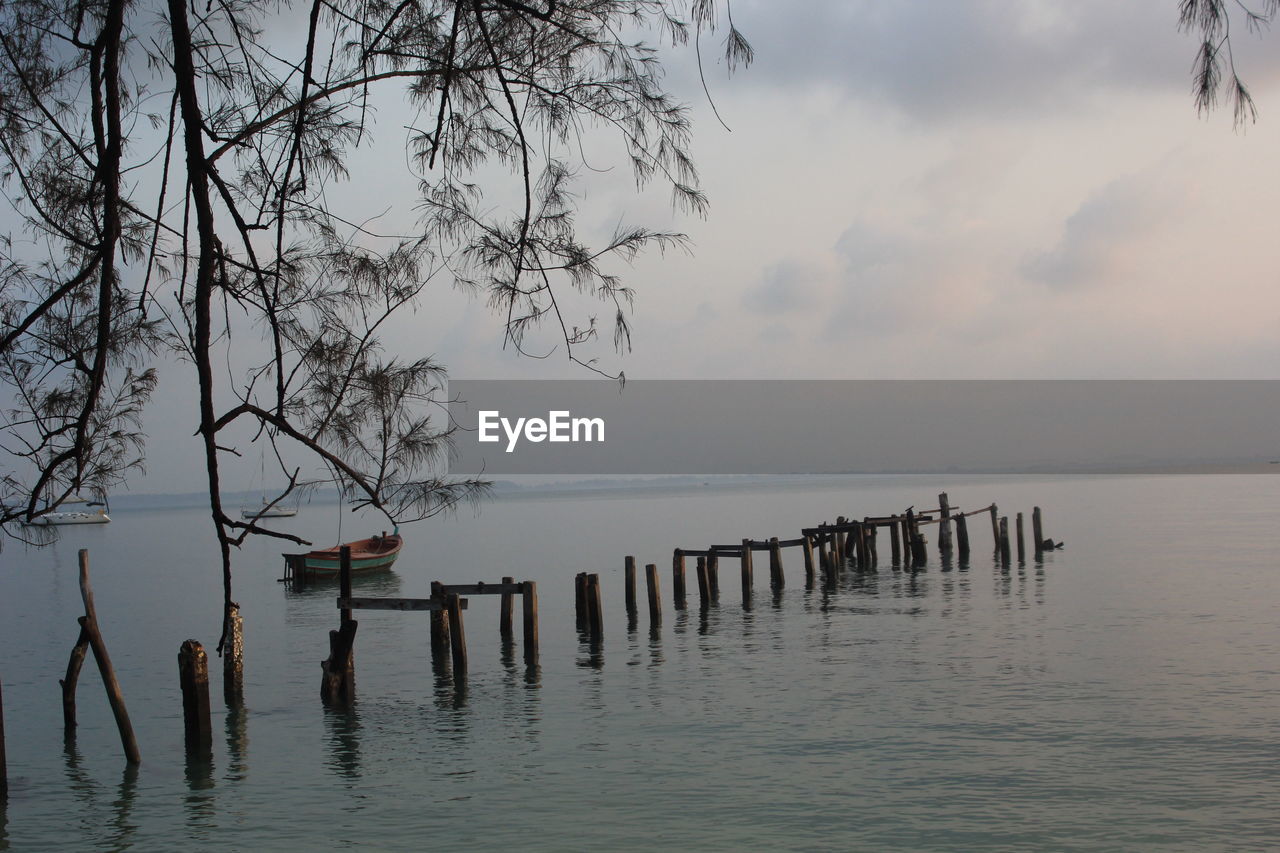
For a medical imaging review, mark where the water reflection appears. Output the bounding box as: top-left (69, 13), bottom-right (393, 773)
top-left (61, 742), bottom-right (139, 851)
top-left (324, 705), bottom-right (362, 781)
top-left (224, 693), bottom-right (249, 784)
top-left (183, 749), bottom-right (216, 838)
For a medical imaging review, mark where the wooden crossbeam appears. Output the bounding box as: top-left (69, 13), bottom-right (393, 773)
top-left (338, 597), bottom-right (470, 612)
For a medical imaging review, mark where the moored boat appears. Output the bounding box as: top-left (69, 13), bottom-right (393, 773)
top-left (284, 531), bottom-right (402, 579)
top-left (242, 501), bottom-right (298, 519)
top-left (26, 507), bottom-right (111, 525)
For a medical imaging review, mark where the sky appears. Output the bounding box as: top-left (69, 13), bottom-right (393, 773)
top-left (13, 0), bottom-right (1280, 493)
top-left (343, 0), bottom-right (1280, 383)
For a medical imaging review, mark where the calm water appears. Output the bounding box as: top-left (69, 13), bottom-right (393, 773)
top-left (1, 475), bottom-right (1278, 851)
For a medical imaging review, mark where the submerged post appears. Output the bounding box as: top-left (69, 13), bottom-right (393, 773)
top-left (501, 576), bottom-right (515, 639)
top-left (696, 556), bottom-right (710, 608)
top-left (990, 504), bottom-right (1000, 551)
top-left (77, 550), bottom-right (140, 765)
top-left (446, 593), bottom-right (467, 674)
top-left (645, 563), bottom-right (662, 624)
top-left (707, 551), bottom-right (720, 599)
top-left (802, 536), bottom-right (815, 585)
top-left (890, 520), bottom-right (902, 566)
top-left (574, 572), bottom-right (588, 629)
top-left (1016, 512), bottom-right (1026, 563)
top-left (223, 603), bottom-right (244, 702)
top-left (955, 513), bottom-right (971, 561)
top-left (999, 516), bottom-right (1011, 566)
top-left (586, 574), bottom-right (604, 638)
top-left (1, 673), bottom-right (6, 795)
top-left (522, 581), bottom-right (539, 664)
top-left (769, 537), bottom-right (784, 589)
top-left (625, 556), bottom-right (638, 619)
top-left (672, 550), bottom-right (687, 610)
top-left (430, 581), bottom-right (450, 654)
top-left (1033, 507), bottom-right (1044, 558)
top-left (938, 493), bottom-right (953, 555)
top-left (179, 640), bottom-right (212, 755)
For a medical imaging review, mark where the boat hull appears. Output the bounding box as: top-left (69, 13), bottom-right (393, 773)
top-left (284, 533), bottom-right (402, 579)
top-left (27, 510), bottom-right (110, 525)
top-left (243, 507), bottom-right (298, 519)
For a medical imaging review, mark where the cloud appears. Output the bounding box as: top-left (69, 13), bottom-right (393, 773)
top-left (1021, 175), bottom-right (1173, 289)
top-left (726, 0), bottom-right (1280, 124)
top-left (742, 258), bottom-right (821, 313)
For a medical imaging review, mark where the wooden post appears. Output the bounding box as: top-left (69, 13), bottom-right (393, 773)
top-left (77, 550), bottom-right (140, 765)
top-left (429, 581), bottom-right (450, 653)
top-left (904, 508), bottom-right (918, 567)
top-left (1032, 507), bottom-right (1044, 558)
top-left (899, 518), bottom-right (911, 564)
top-left (740, 539), bottom-right (754, 601)
top-left (1016, 513), bottom-right (1026, 563)
top-left (890, 520), bottom-right (902, 566)
top-left (1, 673), bottom-right (6, 795)
top-left (339, 546), bottom-right (353, 623)
top-left (854, 523), bottom-right (868, 569)
top-left (955, 513), bottom-right (971, 560)
top-left (672, 550), bottom-right (687, 610)
top-left (321, 618), bottom-right (358, 704)
top-left (645, 563), bottom-right (661, 624)
top-left (999, 517), bottom-right (1011, 565)
top-left (446, 593), bottom-right (467, 674)
top-left (223, 602), bottom-right (244, 702)
top-left (990, 504), bottom-right (1000, 551)
top-left (834, 518), bottom-right (846, 565)
top-left (574, 572), bottom-right (587, 629)
top-left (60, 625), bottom-right (90, 735)
top-left (586, 573), bottom-right (604, 637)
top-left (769, 537), bottom-right (784, 589)
top-left (501, 576), bottom-right (515, 639)
top-left (625, 556), bottom-right (638, 619)
top-left (802, 536), bottom-right (816, 585)
top-left (178, 640), bottom-right (212, 754)
top-left (867, 523), bottom-right (878, 567)
top-left (521, 581), bottom-right (539, 664)
top-left (938, 493), bottom-right (953, 555)
top-left (707, 551), bottom-right (720, 599)
top-left (696, 556), bottom-right (710, 607)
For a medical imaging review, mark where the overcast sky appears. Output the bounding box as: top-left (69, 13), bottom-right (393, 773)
top-left (87, 1), bottom-right (1280, 490)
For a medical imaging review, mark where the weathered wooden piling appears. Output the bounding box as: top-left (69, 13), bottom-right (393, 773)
top-left (707, 551), bottom-right (720, 598)
top-left (1016, 513), bottom-right (1026, 563)
top-left (223, 603), bottom-right (244, 702)
top-left (574, 572), bottom-right (588, 629)
top-left (696, 556), bottom-right (711, 607)
top-left (625, 556), bottom-right (638, 619)
top-left (990, 504), bottom-right (1000, 551)
top-left (60, 624), bottom-right (89, 735)
top-left (741, 538), bottom-right (754, 600)
top-left (429, 580), bottom-right (450, 653)
top-left (446, 593), bottom-right (467, 673)
top-left (1033, 507), bottom-right (1044, 558)
top-left (867, 523), bottom-right (879, 566)
top-left (586, 573), bottom-right (604, 637)
top-left (955, 512), bottom-right (971, 560)
top-left (500, 576), bottom-right (516, 638)
top-left (890, 519), bottom-right (902, 566)
top-left (938, 493), bottom-right (953, 555)
top-left (672, 550), bottom-right (687, 610)
top-left (999, 516), bottom-right (1011, 565)
top-left (769, 537), bottom-right (784, 589)
top-left (1, 674), bottom-right (7, 795)
top-left (322, 548), bottom-right (359, 704)
top-left (76, 550), bottom-right (140, 765)
top-left (522, 581), bottom-right (539, 664)
top-left (899, 518), bottom-right (911, 565)
top-left (645, 563), bottom-right (662, 624)
top-left (178, 640), bottom-right (212, 754)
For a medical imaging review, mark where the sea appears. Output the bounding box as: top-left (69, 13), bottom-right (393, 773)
top-left (0, 473), bottom-right (1277, 851)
